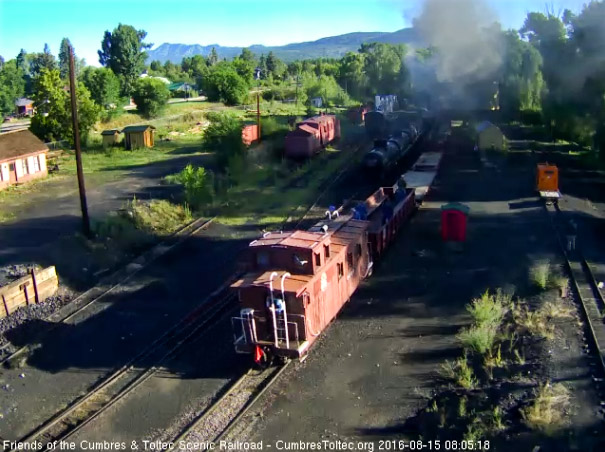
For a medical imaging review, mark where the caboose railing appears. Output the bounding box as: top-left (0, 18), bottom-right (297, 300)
top-left (231, 313), bottom-right (306, 351)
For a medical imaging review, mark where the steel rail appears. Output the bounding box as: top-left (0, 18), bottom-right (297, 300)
top-left (544, 202), bottom-right (605, 380)
top-left (15, 291), bottom-right (238, 447)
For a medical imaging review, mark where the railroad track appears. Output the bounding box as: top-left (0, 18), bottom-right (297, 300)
top-left (14, 291), bottom-right (238, 448)
top-left (0, 217), bottom-right (217, 367)
top-left (544, 202), bottom-right (605, 386)
top-left (172, 363), bottom-right (290, 445)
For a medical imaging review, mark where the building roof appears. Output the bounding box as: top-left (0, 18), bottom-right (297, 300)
top-left (475, 120), bottom-right (500, 133)
top-left (101, 129), bottom-right (121, 136)
top-left (15, 98), bottom-right (34, 107)
top-left (250, 230), bottom-right (325, 250)
top-left (168, 82), bottom-right (193, 91)
top-left (0, 129), bottom-right (48, 162)
top-left (121, 125), bottom-right (155, 133)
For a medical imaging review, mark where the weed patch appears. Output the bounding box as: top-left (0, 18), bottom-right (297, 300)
top-left (521, 383), bottom-right (570, 435)
top-left (530, 261), bottom-right (551, 290)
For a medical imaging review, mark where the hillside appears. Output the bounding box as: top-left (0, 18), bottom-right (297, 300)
top-left (147, 28), bottom-right (422, 63)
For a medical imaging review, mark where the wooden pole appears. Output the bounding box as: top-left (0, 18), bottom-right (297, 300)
top-left (257, 93), bottom-right (261, 143)
top-left (68, 44), bottom-right (91, 238)
top-left (30, 268), bottom-right (40, 304)
top-left (2, 294), bottom-right (9, 317)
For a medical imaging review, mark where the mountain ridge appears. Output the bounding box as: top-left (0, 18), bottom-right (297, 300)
top-left (147, 28), bottom-right (421, 63)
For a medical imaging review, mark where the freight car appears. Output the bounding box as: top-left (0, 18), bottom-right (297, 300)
top-left (284, 114), bottom-right (341, 159)
top-left (230, 176), bottom-right (417, 365)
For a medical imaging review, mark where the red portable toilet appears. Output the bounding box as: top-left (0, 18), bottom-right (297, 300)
top-left (441, 203), bottom-right (470, 242)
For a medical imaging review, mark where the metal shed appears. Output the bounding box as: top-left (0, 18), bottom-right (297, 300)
top-left (122, 125), bottom-right (155, 150)
top-left (475, 121), bottom-right (505, 151)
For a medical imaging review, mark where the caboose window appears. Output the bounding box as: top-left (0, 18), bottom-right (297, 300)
top-left (356, 243), bottom-right (362, 258)
top-left (315, 253), bottom-right (321, 267)
top-left (324, 244), bottom-right (330, 260)
top-left (338, 263), bottom-right (344, 279)
top-left (256, 252), bottom-right (269, 267)
top-left (347, 253), bottom-right (353, 268)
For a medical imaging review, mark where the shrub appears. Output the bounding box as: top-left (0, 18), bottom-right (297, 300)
top-left (166, 164), bottom-right (214, 209)
top-left (439, 356), bottom-right (477, 389)
top-left (521, 383), bottom-right (570, 435)
top-left (529, 261), bottom-right (551, 290)
top-left (126, 198), bottom-right (192, 235)
top-left (204, 112), bottom-right (245, 170)
top-left (457, 324), bottom-right (498, 355)
top-left (202, 63), bottom-right (249, 105)
top-left (467, 290), bottom-right (507, 328)
top-left (131, 78), bottom-right (170, 118)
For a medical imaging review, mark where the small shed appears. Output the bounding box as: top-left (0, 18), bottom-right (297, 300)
top-left (15, 98), bottom-right (34, 117)
top-left (101, 129), bottom-right (121, 148)
top-left (122, 125), bottom-right (155, 150)
top-left (441, 203), bottom-right (470, 242)
top-left (0, 129), bottom-right (49, 190)
top-left (475, 121), bottom-right (505, 151)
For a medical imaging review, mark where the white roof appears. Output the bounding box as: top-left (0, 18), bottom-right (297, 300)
top-left (402, 170), bottom-right (438, 201)
top-left (413, 152), bottom-right (443, 171)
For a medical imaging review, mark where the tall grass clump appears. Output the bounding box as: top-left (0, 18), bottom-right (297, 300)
top-left (521, 383), bottom-right (570, 435)
top-left (467, 289), bottom-right (508, 328)
top-left (126, 198), bottom-right (192, 235)
top-left (165, 164), bottom-right (214, 209)
top-left (440, 356), bottom-right (477, 389)
top-left (457, 324), bottom-right (498, 355)
top-left (529, 260), bottom-right (551, 290)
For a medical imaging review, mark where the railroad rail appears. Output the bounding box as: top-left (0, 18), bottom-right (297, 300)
top-left (0, 217), bottom-right (217, 367)
top-left (172, 363), bottom-right (290, 445)
top-left (14, 291), bottom-right (238, 448)
top-left (544, 202), bottom-right (605, 384)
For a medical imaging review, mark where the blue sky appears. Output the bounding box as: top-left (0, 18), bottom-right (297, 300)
top-left (0, 0), bottom-right (590, 66)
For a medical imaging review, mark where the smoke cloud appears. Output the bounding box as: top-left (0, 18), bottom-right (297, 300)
top-left (408, 0), bottom-right (504, 109)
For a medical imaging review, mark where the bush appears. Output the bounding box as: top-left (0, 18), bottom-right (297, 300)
top-left (466, 290), bottom-right (507, 328)
top-left (457, 324), bottom-right (498, 355)
top-left (126, 198), bottom-right (192, 234)
top-left (204, 112), bottom-right (245, 170)
top-left (261, 116), bottom-right (290, 139)
top-left (439, 356), bottom-right (477, 389)
top-left (166, 164), bottom-right (214, 209)
top-left (132, 78), bottom-right (170, 118)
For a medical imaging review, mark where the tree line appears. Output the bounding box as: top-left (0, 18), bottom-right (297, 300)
top-left (0, 2), bottom-right (603, 154)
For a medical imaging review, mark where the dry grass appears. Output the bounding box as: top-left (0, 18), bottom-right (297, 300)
top-left (512, 301), bottom-right (555, 339)
top-left (540, 299), bottom-right (574, 320)
top-left (521, 383), bottom-right (571, 435)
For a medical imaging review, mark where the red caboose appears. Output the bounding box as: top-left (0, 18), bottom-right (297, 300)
top-left (242, 123), bottom-right (259, 146)
top-left (231, 219), bottom-right (370, 362)
top-left (284, 114), bottom-right (341, 159)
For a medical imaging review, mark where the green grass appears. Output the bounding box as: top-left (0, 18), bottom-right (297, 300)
top-left (439, 356), bottom-right (477, 389)
top-left (457, 324), bottom-right (498, 355)
top-left (57, 136), bottom-right (204, 176)
top-left (529, 260), bottom-right (551, 290)
top-left (127, 198), bottom-right (192, 235)
top-left (466, 289), bottom-right (508, 328)
top-left (521, 383), bottom-right (570, 435)
top-left (215, 146), bottom-right (358, 228)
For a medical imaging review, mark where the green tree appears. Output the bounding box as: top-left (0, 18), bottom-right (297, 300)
top-left (360, 42), bottom-right (409, 100)
top-left (80, 66), bottom-right (122, 111)
top-left (231, 57), bottom-right (255, 86)
top-left (30, 68), bottom-right (99, 143)
top-left (30, 44), bottom-right (57, 78)
top-left (98, 24), bottom-right (151, 96)
top-left (208, 47), bottom-right (219, 66)
top-left (149, 60), bottom-right (163, 72)
top-left (338, 52), bottom-right (367, 100)
top-left (58, 38), bottom-right (72, 79)
top-left (0, 60), bottom-right (26, 116)
top-left (266, 51), bottom-right (285, 80)
top-left (202, 62), bottom-right (248, 105)
top-left (240, 48), bottom-right (255, 63)
top-left (131, 77), bottom-right (170, 118)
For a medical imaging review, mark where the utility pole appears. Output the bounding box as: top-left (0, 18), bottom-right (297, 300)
top-left (68, 45), bottom-right (91, 238)
top-left (257, 93), bottom-right (261, 143)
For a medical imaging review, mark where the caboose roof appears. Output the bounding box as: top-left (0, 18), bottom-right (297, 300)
top-left (231, 270), bottom-right (312, 294)
top-left (250, 230), bottom-right (326, 249)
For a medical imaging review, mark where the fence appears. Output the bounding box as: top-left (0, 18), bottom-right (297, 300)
top-left (0, 266), bottom-right (59, 319)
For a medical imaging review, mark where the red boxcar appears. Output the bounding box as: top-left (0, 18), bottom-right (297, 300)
top-left (285, 114), bottom-right (341, 159)
top-left (242, 123), bottom-right (259, 146)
